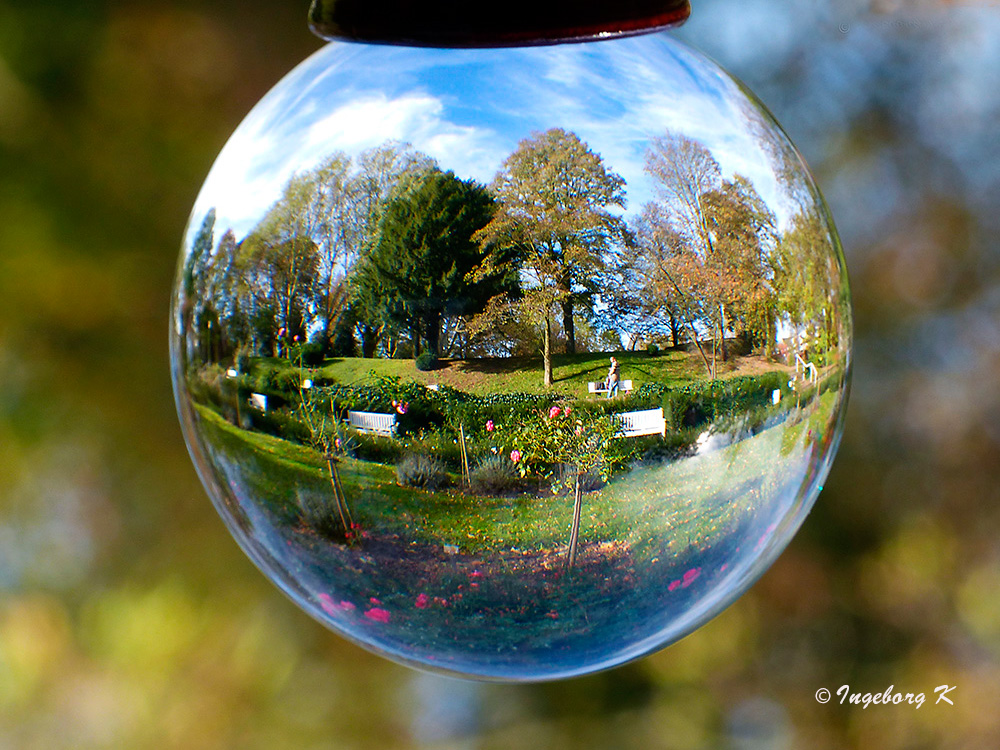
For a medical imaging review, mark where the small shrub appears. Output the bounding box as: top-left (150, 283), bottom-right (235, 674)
top-left (296, 488), bottom-right (344, 537)
top-left (396, 454), bottom-right (447, 490)
top-left (275, 368), bottom-right (302, 394)
top-left (646, 343), bottom-right (660, 357)
top-left (577, 471), bottom-right (606, 492)
top-left (350, 431), bottom-right (406, 464)
top-left (185, 365), bottom-right (226, 409)
top-left (255, 367), bottom-right (282, 393)
top-left (415, 352), bottom-right (438, 371)
top-left (468, 455), bottom-right (522, 497)
top-left (248, 408), bottom-right (310, 442)
top-left (407, 430), bottom-right (462, 470)
top-left (235, 345), bottom-right (252, 374)
top-left (330, 320), bottom-right (357, 357)
top-left (298, 342), bottom-right (326, 367)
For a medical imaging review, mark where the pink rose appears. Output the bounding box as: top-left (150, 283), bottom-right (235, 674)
top-left (415, 593), bottom-right (429, 609)
top-left (318, 594), bottom-right (356, 614)
top-left (364, 607), bottom-right (391, 623)
top-left (548, 406), bottom-right (561, 419)
top-left (486, 420), bottom-right (495, 432)
top-left (681, 568), bottom-right (701, 588)
top-left (563, 406), bottom-right (571, 416)
top-left (510, 449), bottom-right (522, 463)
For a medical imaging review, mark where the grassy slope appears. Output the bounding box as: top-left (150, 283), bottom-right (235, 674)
top-left (261, 348), bottom-right (784, 398)
top-left (193, 401), bottom-right (793, 556)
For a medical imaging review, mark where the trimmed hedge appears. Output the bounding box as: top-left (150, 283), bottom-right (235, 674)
top-left (191, 364), bottom-right (801, 470)
top-left (661, 371), bottom-right (789, 430)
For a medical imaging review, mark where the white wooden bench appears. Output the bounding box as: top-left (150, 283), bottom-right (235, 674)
top-left (347, 410), bottom-right (397, 437)
top-left (795, 354), bottom-right (818, 384)
top-left (614, 407), bottom-right (666, 438)
top-left (588, 379), bottom-right (633, 395)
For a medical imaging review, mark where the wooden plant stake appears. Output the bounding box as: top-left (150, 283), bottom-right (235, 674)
top-left (459, 423), bottom-right (471, 486)
top-left (325, 453), bottom-right (353, 533)
top-left (567, 468), bottom-right (584, 569)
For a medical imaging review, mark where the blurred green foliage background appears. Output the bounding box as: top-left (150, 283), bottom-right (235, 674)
top-left (2, 0), bottom-right (1000, 747)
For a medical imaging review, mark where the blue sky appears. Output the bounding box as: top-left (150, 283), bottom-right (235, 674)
top-left (188, 33), bottom-right (802, 246)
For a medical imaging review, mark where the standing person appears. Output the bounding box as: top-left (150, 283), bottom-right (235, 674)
top-left (607, 356), bottom-right (620, 398)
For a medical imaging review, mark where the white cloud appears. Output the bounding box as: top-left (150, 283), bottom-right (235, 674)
top-left (301, 92), bottom-right (506, 184)
top-left (188, 88), bottom-right (506, 243)
top-left (184, 36), bottom-right (801, 251)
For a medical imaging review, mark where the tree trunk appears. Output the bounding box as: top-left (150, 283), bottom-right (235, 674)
top-left (543, 315), bottom-right (553, 387)
top-left (424, 311), bottom-right (441, 357)
top-left (765, 307), bottom-right (776, 361)
top-left (685, 319), bottom-right (713, 378)
top-left (561, 298), bottom-right (576, 355)
top-left (669, 307), bottom-right (680, 348)
top-left (359, 323), bottom-right (379, 358)
top-left (412, 322), bottom-right (422, 357)
top-left (719, 306), bottom-right (727, 363)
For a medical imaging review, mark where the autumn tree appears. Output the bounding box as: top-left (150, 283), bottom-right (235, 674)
top-left (773, 209), bottom-right (845, 365)
top-left (307, 153), bottom-right (357, 347)
top-left (210, 228), bottom-right (255, 359)
top-left (475, 128), bottom-right (628, 386)
top-left (642, 133), bottom-right (732, 370)
top-left (635, 133), bottom-right (778, 375)
top-left (645, 132), bottom-right (722, 254)
top-left (610, 208), bottom-right (691, 349)
top-left (179, 209), bottom-right (216, 366)
top-left (240, 174), bottom-right (323, 353)
top-left (627, 204), bottom-right (720, 373)
top-left (702, 175), bottom-right (778, 357)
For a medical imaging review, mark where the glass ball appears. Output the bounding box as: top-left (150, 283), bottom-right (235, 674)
top-left (171, 33), bottom-right (851, 681)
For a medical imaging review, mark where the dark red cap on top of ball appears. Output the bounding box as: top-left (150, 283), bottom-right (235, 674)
top-left (308, 0), bottom-right (690, 47)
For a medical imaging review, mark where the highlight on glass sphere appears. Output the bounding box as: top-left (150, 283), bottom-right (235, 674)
top-left (171, 33), bottom-right (851, 681)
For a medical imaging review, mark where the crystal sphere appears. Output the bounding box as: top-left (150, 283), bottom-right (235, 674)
top-left (171, 33), bottom-right (851, 681)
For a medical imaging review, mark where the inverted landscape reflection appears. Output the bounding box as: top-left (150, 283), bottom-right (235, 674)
top-left (172, 34), bottom-right (850, 680)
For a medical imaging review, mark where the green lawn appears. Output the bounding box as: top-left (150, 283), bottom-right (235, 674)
top-left (192, 400), bottom-right (809, 559)
top-left (257, 348), bottom-right (769, 398)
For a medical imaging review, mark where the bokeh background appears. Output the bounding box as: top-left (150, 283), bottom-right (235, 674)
top-left (2, 0), bottom-right (1000, 747)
